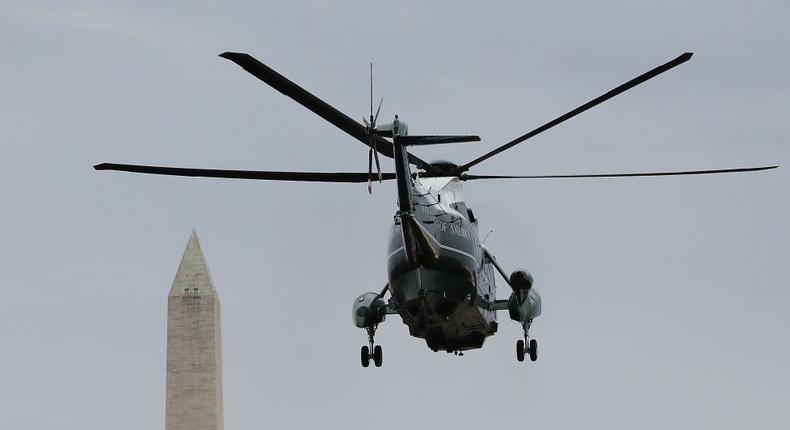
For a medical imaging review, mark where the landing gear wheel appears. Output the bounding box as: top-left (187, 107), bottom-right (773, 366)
top-left (529, 338), bottom-right (538, 362)
top-left (373, 345), bottom-right (383, 367)
top-left (361, 346), bottom-right (370, 368)
top-left (516, 339), bottom-right (525, 362)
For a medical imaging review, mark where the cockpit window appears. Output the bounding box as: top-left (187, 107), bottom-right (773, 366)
top-left (451, 202), bottom-right (471, 220)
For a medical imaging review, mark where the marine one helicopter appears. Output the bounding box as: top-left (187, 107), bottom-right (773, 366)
top-left (95, 51), bottom-right (776, 367)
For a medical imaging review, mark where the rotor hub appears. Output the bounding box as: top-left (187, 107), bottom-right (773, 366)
top-left (425, 160), bottom-right (461, 177)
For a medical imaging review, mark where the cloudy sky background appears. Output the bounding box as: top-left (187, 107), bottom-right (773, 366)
top-left (1, 1), bottom-right (788, 428)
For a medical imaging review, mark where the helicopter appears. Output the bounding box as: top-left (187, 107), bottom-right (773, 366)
top-left (95, 51), bottom-right (776, 367)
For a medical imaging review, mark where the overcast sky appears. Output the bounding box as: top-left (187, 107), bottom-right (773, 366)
top-left (1, 1), bottom-right (788, 429)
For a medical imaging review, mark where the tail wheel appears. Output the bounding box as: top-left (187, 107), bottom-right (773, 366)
top-left (529, 339), bottom-right (538, 362)
top-left (361, 346), bottom-right (370, 367)
top-left (516, 339), bottom-right (525, 362)
top-left (373, 345), bottom-right (383, 367)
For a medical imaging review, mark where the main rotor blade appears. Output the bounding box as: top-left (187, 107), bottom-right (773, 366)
top-left (459, 52), bottom-right (694, 172)
top-left (94, 163), bottom-right (396, 183)
top-left (459, 165), bottom-right (778, 180)
top-left (219, 52), bottom-right (430, 170)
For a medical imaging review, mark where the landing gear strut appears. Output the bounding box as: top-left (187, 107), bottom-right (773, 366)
top-left (516, 319), bottom-right (537, 362)
top-left (361, 325), bottom-right (383, 367)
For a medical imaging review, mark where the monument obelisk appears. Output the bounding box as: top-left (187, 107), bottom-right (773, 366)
top-left (166, 230), bottom-right (223, 430)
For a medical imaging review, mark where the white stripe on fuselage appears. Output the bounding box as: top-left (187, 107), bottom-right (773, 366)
top-left (387, 243), bottom-right (479, 265)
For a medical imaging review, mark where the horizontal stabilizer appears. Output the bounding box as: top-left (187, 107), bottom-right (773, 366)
top-left (399, 135), bottom-right (481, 146)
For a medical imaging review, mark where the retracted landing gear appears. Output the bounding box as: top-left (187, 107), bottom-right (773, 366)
top-left (361, 326), bottom-right (383, 367)
top-left (516, 319), bottom-right (537, 362)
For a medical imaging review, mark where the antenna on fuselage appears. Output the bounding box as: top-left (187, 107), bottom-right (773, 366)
top-left (482, 228), bottom-right (494, 244)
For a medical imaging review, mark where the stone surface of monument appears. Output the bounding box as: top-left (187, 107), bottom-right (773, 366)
top-left (166, 230), bottom-right (224, 430)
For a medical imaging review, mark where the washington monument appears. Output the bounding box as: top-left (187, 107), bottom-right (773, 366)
top-left (166, 231), bottom-right (224, 430)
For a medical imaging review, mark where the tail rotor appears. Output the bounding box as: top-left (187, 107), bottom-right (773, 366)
top-left (364, 62), bottom-right (384, 193)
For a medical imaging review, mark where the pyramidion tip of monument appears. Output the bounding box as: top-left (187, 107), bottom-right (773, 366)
top-left (169, 229), bottom-right (217, 297)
